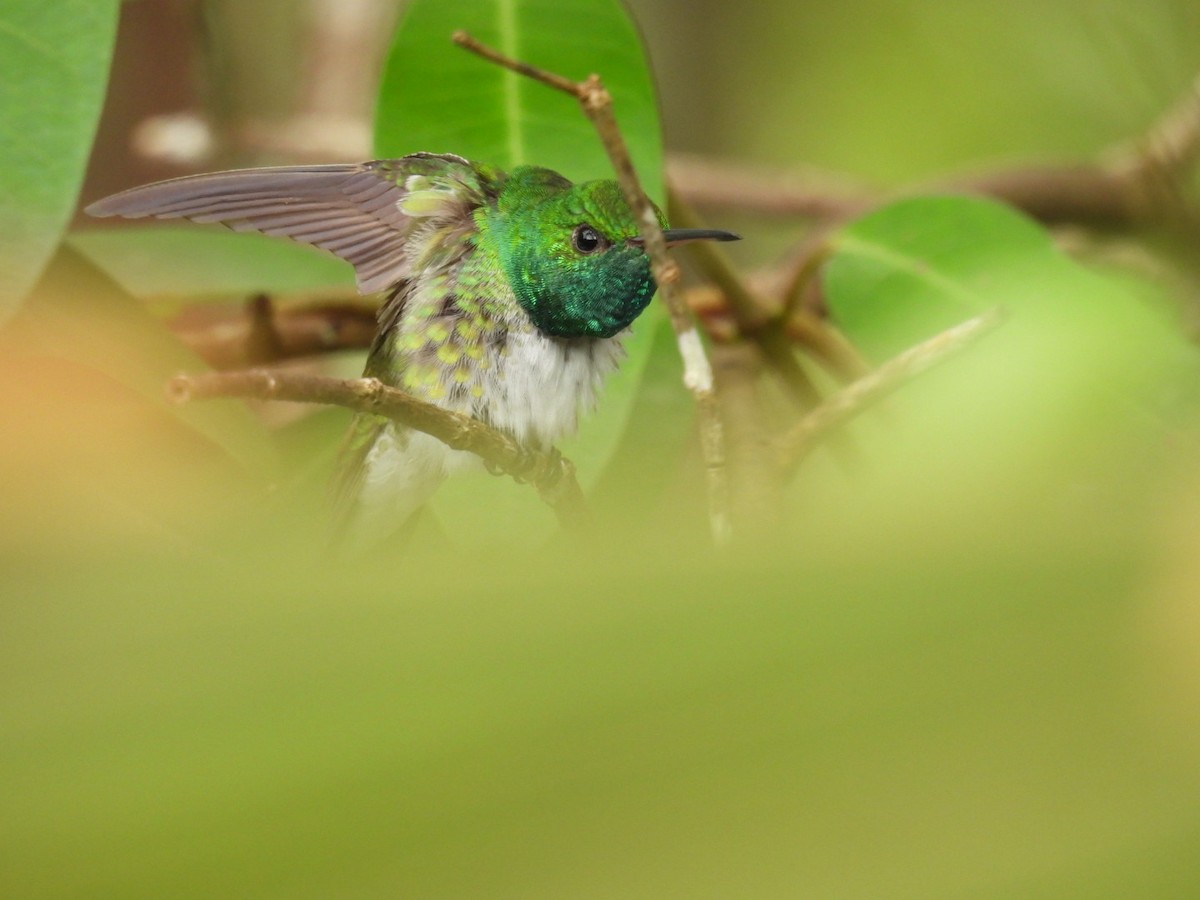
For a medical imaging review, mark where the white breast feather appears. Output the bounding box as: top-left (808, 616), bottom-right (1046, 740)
top-left (483, 330), bottom-right (627, 448)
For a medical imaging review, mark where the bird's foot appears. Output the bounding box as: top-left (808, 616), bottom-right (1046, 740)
top-left (484, 445), bottom-right (561, 485)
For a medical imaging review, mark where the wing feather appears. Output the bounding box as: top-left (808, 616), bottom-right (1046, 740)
top-left (85, 154), bottom-right (499, 295)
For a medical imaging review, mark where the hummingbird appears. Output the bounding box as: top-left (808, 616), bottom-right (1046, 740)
top-left (86, 152), bottom-right (739, 545)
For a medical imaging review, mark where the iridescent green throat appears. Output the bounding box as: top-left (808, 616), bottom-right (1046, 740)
top-left (483, 166), bottom-right (662, 339)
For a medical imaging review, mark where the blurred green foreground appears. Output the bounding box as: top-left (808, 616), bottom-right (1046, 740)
top-left (3, 246), bottom-right (1200, 898)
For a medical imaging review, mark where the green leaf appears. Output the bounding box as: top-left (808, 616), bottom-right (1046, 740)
top-left (804, 193), bottom-right (1200, 557)
top-left (68, 227), bottom-right (355, 300)
top-left (0, 0), bottom-right (119, 323)
top-left (823, 194), bottom-right (1059, 361)
top-left (375, 0), bottom-right (663, 202)
top-left (821, 194), bottom-right (1198, 417)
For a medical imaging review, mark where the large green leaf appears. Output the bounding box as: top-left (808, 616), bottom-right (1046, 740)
top-left (804, 194), bottom-right (1200, 557)
top-left (0, 0), bottom-right (119, 323)
top-left (821, 194), bottom-right (1198, 422)
top-left (822, 194), bottom-right (1061, 362)
top-left (375, 0), bottom-right (663, 201)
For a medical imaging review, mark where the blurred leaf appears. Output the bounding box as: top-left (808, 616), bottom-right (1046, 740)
top-left (0, 246), bottom-right (280, 560)
top-left (4, 544), bottom-right (1200, 897)
top-left (0, 0), bottom-right (119, 323)
top-left (822, 195), bottom-right (1059, 361)
top-left (803, 194), bottom-right (1200, 558)
top-left (821, 194), bottom-right (1199, 415)
top-left (376, 0), bottom-right (663, 201)
top-left (15, 245), bottom-right (275, 473)
top-left (68, 228), bottom-right (355, 300)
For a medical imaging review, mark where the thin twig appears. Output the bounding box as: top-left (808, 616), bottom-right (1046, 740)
top-left (453, 29), bottom-right (732, 544)
top-left (775, 228), bottom-right (836, 320)
top-left (451, 30), bottom-right (580, 96)
top-left (168, 369), bottom-right (588, 529)
top-left (776, 308), bottom-right (1005, 477)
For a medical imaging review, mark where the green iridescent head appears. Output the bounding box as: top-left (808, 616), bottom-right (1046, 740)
top-left (486, 166), bottom-right (664, 339)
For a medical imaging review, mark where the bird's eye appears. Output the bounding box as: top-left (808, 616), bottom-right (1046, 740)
top-left (572, 224), bottom-right (607, 254)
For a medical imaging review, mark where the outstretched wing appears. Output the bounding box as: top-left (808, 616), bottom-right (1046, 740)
top-left (85, 153), bottom-right (501, 294)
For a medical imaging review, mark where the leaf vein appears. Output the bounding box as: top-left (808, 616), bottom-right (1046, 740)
top-left (836, 234), bottom-right (984, 311)
top-left (497, 0), bottom-right (525, 166)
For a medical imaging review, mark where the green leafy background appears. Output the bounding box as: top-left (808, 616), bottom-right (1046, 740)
top-left (376, 0), bottom-right (663, 199)
top-left (5, 0), bottom-right (1200, 896)
top-left (0, 0), bottom-right (119, 322)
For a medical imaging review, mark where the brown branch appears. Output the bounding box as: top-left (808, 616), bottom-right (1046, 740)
top-left (776, 308), bottom-right (1005, 477)
top-left (668, 153), bottom-right (875, 220)
top-left (943, 165), bottom-right (1139, 228)
top-left (770, 232), bottom-right (872, 381)
top-left (672, 73), bottom-right (1200, 232)
top-left (774, 229), bottom-right (835, 318)
top-left (671, 154), bottom-right (1148, 230)
top-left (453, 29), bottom-right (732, 544)
top-left (168, 368), bottom-right (588, 529)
